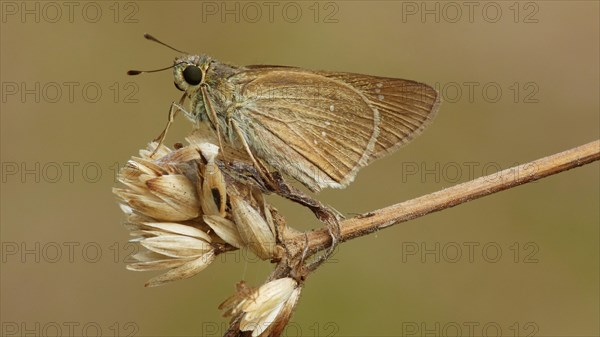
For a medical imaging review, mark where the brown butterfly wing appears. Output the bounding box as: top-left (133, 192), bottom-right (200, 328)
top-left (317, 71), bottom-right (440, 161)
top-left (228, 66), bottom-right (439, 190)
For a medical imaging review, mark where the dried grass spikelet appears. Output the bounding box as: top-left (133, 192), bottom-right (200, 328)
top-left (114, 136), bottom-right (282, 286)
top-left (198, 142), bottom-right (227, 217)
top-left (230, 187), bottom-right (277, 260)
top-left (124, 214), bottom-right (216, 287)
top-left (113, 143), bottom-right (201, 221)
top-left (220, 277), bottom-right (302, 337)
top-left (195, 141), bottom-right (247, 249)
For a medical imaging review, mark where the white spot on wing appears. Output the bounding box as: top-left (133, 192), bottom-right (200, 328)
top-left (329, 104), bottom-right (335, 112)
top-left (376, 83), bottom-right (383, 88)
top-left (321, 131), bottom-right (327, 137)
top-left (324, 121), bottom-right (331, 126)
top-left (313, 140), bottom-right (318, 145)
top-left (378, 94), bottom-right (385, 101)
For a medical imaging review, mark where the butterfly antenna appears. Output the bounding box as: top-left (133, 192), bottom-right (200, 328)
top-left (127, 33), bottom-right (189, 75)
top-left (127, 63), bottom-right (180, 76)
top-left (143, 33), bottom-right (189, 54)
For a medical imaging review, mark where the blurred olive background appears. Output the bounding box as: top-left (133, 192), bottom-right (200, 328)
top-left (1, 1), bottom-right (598, 336)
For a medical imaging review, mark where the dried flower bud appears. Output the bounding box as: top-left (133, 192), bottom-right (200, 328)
top-left (218, 280), bottom-right (257, 318)
top-left (230, 194), bottom-right (277, 260)
top-left (126, 222), bottom-right (215, 287)
top-left (114, 155), bottom-right (200, 222)
top-left (145, 175), bottom-right (200, 218)
top-left (198, 143), bottom-right (227, 217)
top-left (221, 278), bottom-right (301, 337)
top-left (157, 145), bottom-right (202, 164)
top-left (203, 215), bottom-right (244, 249)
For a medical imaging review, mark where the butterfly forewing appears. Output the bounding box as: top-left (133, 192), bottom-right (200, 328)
top-left (204, 66), bottom-right (438, 191)
top-left (229, 67), bottom-right (380, 190)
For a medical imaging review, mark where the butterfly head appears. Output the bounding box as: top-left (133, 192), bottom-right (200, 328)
top-left (173, 55), bottom-right (212, 93)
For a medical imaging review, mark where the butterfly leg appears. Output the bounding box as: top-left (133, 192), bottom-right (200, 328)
top-left (230, 120), bottom-right (277, 189)
top-left (150, 94), bottom-right (187, 158)
top-left (266, 173), bottom-right (341, 267)
top-left (299, 220), bottom-right (340, 273)
top-left (200, 86), bottom-right (225, 155)
top-left (312, 217), bottom-right (341, 270)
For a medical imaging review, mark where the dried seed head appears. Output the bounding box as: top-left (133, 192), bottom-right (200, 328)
top-left (230, 194), bottom-right (277, 260)
top-left (203, 215), bottom-right (244, 249)
top-left (218, 280), bottom-right (257, 318)
top-left (115, 139), bottom-right (285, 287)
top-left (125, 221), bottom-right (215, 287)
top-left (114, 153), bottom-right (201, 221)
top-left (115, 142), bottom-right (214, 286)
top-left (145, 174), bottom-right (200, 219)
top-left (198, 143), bottom-right (227, 217)
top-left (221, 278), bottom-right (301, 337)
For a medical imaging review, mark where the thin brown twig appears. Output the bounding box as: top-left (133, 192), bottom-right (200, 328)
top-left (285, 140), bottom-right (600, 256)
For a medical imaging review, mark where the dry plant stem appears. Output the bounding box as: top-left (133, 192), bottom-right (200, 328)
top-left (289, 140), bottom-right (600, 256)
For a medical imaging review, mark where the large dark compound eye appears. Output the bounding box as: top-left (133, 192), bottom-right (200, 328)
top-left (183, 65), bottom-right (202, 85)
